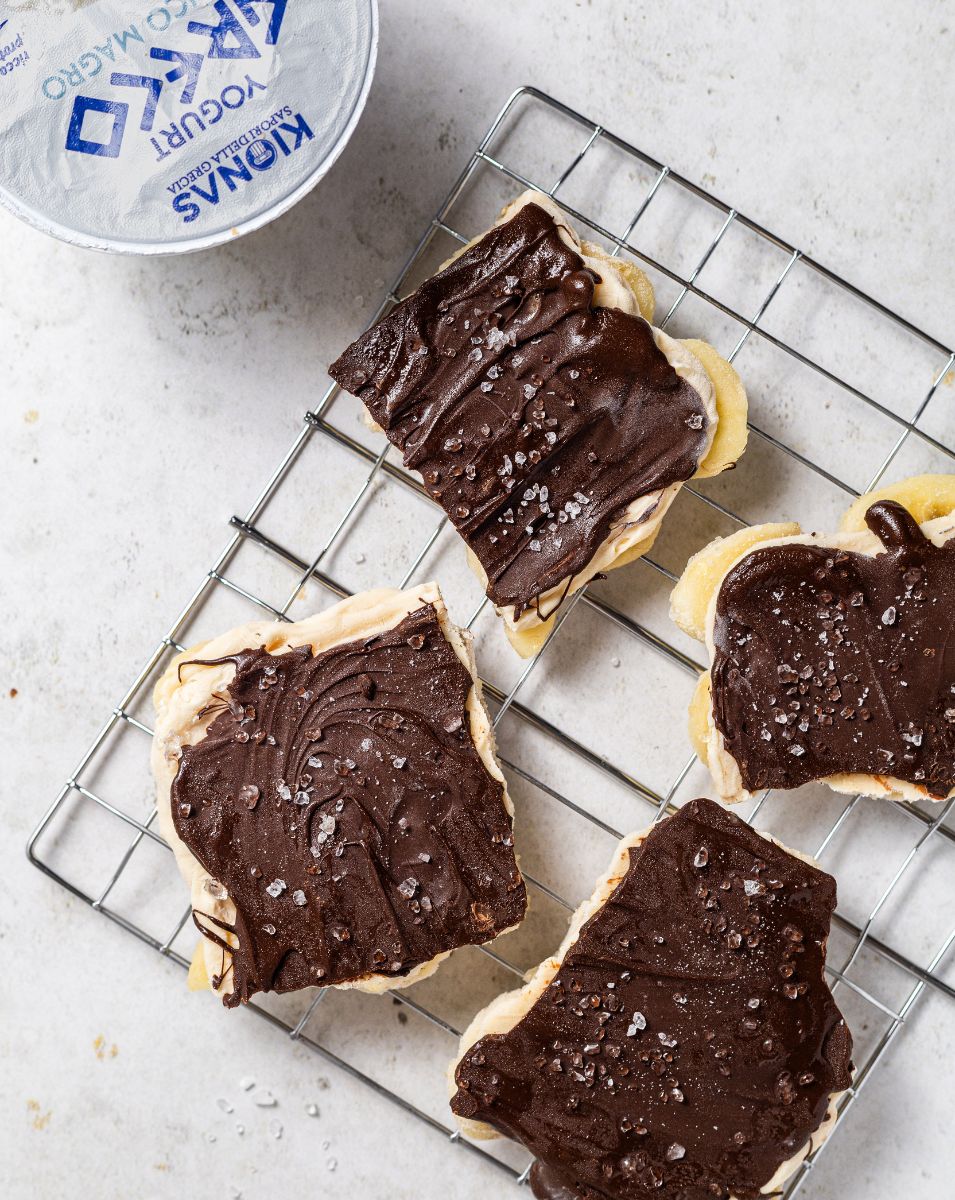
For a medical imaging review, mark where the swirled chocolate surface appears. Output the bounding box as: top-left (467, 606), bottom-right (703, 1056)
top-left (451, 797), bottom-right (852, 1200)
top-left (329, 203), bottom-right (709, 617)
top-left (711, 501), bottom-right (955, 797)
top-left (171, 604), bottom-right (526, 1007)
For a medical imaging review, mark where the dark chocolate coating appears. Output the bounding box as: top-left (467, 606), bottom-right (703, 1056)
top-left (452, 798), bottom-right (852, 1200)
top-left (171, 604), bottom-right (526, 1007)
top-left (711, 500), bottom-right (955, 797)
top-left (329, 203), bottom-right (709, 617)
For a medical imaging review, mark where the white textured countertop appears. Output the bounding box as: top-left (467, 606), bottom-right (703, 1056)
top-left (3, 2), bottom-right (954, 1197)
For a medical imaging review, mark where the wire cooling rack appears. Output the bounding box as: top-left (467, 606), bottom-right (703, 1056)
top-left (29, 87), bottom-right (955, 1197)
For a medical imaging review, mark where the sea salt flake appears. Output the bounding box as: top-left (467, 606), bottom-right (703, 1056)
top-left (253, 1089), bottom-right (277, 1107)
top-left (237, 784), bottom-right (259, 809)
top-left (292, 889), bottom-right (307, 907)
top-left (266, 878), bottom-right (287, 898)
top-left (882, 606), bottom-right (897, 626)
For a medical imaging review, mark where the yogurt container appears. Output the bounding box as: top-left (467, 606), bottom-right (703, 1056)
top-left (0, 0), bottom-right (378, 253)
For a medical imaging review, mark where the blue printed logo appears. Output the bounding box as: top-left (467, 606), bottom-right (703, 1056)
top-left (65, 0), bottom-right (288, 159)
top-left (66, 97), bottom-right (128, 158)
top-left (170, 109), bottom-right (313, 223)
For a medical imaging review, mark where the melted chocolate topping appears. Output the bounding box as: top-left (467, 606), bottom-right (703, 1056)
top-left (452, 798), bottom-right (852, 1200)
top-left (712, 501), bottom-right (955, 797)
top-left (171, 604), bottom-right (526, 1007)
top-left (329, 203), bottom-right (709, 617)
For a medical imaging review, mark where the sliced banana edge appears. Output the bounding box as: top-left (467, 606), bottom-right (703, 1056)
top-left (673, 474), bottom-right (955, 804)
top-left (682, 338), bottom-right (749, 479)
top-left (670, 522), bottom-right (801, 644)
top-left (840, 473), bottom-right (955, 532)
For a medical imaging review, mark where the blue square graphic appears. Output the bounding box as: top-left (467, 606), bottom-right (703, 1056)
top-left (66, 97), bottom-right (129, 159)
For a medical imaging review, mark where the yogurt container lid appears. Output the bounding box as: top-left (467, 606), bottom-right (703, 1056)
top-left (0, 0), bottom-right (378, 254)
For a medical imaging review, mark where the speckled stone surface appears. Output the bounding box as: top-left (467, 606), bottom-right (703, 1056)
top-left (3, 2), bottom-right (954, 1197)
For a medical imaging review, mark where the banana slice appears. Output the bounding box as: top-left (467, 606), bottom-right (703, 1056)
top-left (669, 522), bottom-right (800, 642)
top-left (580, 238), bottom-right (656, 322)
top-left (683, 339), bottom-right (749, 479)
top-left (672, 474), bottom-right (955, 805)
top-left (688, 670), bottom-right (712, 761)
top-left (351, 189), bottom-right (743, 659)
top-left (187, 941), bottom-right (210, 991)
top-left (841, 473), bottom-right (955, 532)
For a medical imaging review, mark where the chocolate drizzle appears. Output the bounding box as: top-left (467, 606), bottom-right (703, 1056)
top-left (329, 203), bottom-right (709, 617)
top-left (171, 604), bottom-right (526, 1006)
top-left (451, 798), bottom-right (852, 1200)
top-left (712, 500), bottom-right (955, 797)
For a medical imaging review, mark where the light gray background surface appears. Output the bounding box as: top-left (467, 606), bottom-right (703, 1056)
top-left (3, 2), bottom-right (954, 1198)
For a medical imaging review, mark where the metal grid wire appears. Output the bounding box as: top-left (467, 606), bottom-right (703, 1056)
top-left (28, 87), bottom-right (955, 1195)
